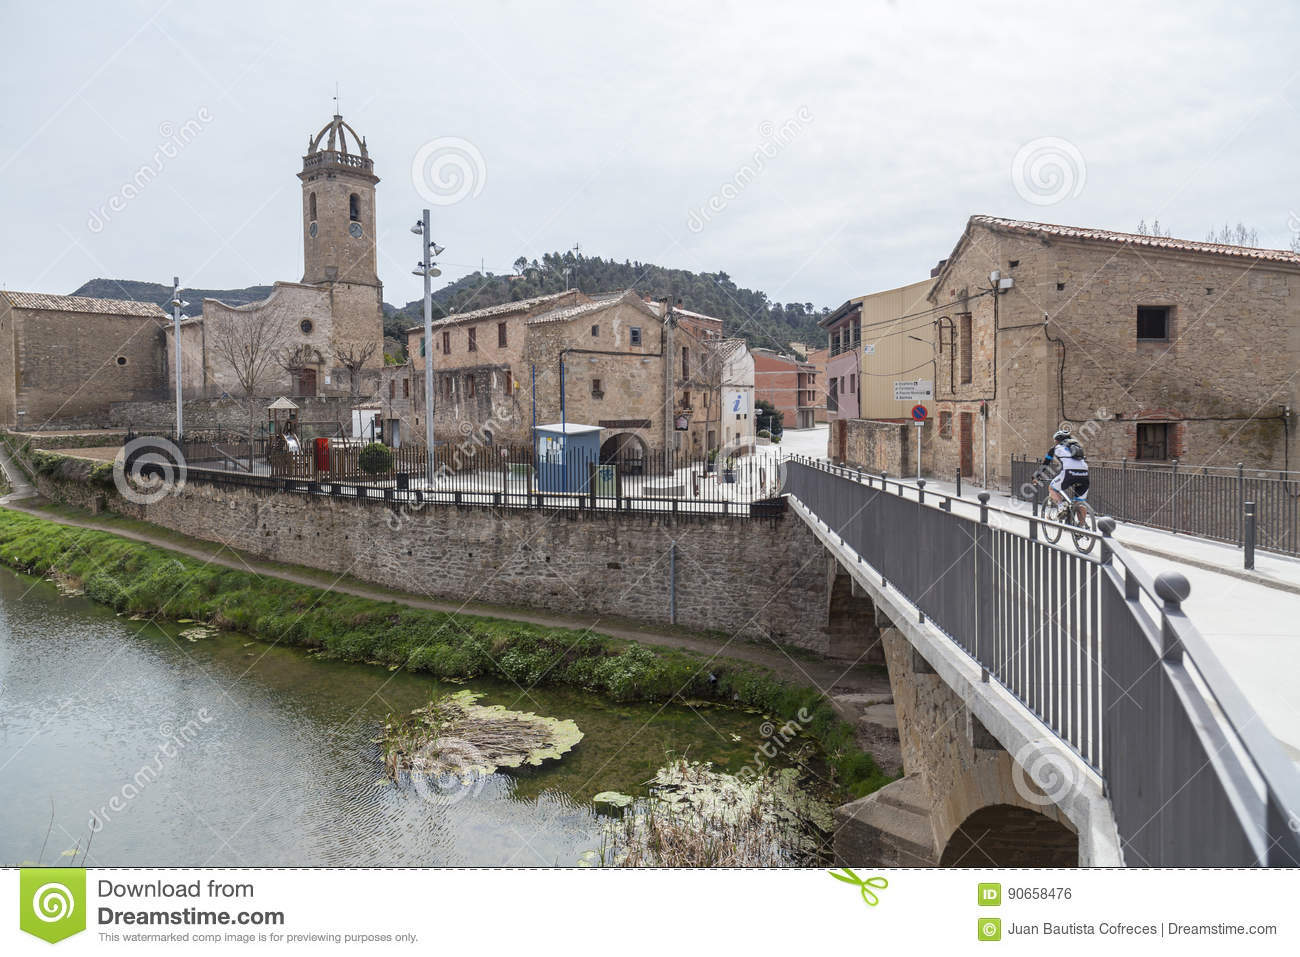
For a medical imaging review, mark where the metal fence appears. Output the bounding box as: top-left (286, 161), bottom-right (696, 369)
top-left (783, 457), bottom-right (1300, 866)
top-left (163, 448), bottom-right (788, 518)
top-left (1011, 455), bottom-right (1300, 558)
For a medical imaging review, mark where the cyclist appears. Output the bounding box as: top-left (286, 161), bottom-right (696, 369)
top-left (1043, 428), bottom-right (1089, 521)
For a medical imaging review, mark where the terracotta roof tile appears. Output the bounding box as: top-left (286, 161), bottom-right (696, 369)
top-left (0, 291), bottom-right (168, 318)
top-left (971, 215), bottom-right (1300, 265)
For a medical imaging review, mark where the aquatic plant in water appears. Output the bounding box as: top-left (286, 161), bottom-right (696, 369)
top-left (596, 757), bottom-right (833, 867)
top-left (382, 690), bottom-right (583, 781)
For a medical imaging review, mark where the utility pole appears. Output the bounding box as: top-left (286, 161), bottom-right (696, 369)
top-left (663, 292), bottom-right (676, 471)
top-left (169, 277), bottom-right (188, 441)
top-left (412, 210), bottom-right (443, 485)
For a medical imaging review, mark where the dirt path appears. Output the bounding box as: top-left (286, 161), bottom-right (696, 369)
top-left (0, 480), bottom-right (886, 697)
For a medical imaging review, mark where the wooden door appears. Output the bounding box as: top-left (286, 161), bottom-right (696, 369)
top-left (296, 368), bottom-right (317, 396)
top-left (959, 412), bottom-right (974, 477)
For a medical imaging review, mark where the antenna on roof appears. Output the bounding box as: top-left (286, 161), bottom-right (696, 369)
top-left (333, 82), bottom-right (340, 115)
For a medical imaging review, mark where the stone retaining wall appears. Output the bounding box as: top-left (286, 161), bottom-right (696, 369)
top-left (27, 458), bottom-right (831, 650)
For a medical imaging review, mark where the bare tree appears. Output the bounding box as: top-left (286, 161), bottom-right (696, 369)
top-left (334, 342), bottom-right (378, 402)
top-left (1136, 218), bottom-right (1172, 238)
top-left (1206, 222), bottom-right (1260, 247)
top-left (208, 312), bottom-right (290, 467)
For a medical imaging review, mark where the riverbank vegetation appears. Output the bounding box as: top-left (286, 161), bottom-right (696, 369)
top-left (0, 508), bottom-right (889, 800)
top-left (594, 758), bottom-right (832, 866)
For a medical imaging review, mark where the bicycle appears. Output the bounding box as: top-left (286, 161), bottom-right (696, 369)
top-left (1040, 493), bottom-right (1097, 553)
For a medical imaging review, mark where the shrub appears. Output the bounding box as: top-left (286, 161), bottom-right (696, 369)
top-left (357, 442), bottom-right (394, 475)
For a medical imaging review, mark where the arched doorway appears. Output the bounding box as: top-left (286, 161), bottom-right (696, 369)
top-left (600, 432), bottom-right (647, 473)
top-left (939, 804), bottom-right (1078, 867)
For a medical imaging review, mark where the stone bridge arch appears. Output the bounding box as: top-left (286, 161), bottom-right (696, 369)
top-left (835, 622), bottom-right (1093, 867)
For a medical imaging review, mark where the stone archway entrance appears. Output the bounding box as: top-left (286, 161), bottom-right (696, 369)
top-left (939, 804), bottom-right (1078, 867)
top-left (600, 432), bottom-right (647, 473)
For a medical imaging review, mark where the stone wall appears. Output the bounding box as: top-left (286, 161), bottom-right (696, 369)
top-left (831, 418), bottom-right (914, 475)
top-left (107, 394), bottom-right (363, 433)
top-left (30, 464), bottom-right (832, 650)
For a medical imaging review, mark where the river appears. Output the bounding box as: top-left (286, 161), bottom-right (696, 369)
top-left (0, 566), bottom-right (798, 866)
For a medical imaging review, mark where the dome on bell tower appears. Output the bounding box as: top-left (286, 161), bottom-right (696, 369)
top-left (303, 113), bottom-right (373, 172)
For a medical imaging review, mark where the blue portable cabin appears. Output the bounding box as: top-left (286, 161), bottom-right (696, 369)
top-left (534, 422), bottom-right (602, 493)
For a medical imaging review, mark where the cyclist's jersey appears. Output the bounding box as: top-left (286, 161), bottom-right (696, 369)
top-left (1046, 442), bottom-right (1088, 473)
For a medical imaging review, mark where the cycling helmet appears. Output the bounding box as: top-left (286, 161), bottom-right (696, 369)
top-left (1052, 429), bottom-right (1071, 443)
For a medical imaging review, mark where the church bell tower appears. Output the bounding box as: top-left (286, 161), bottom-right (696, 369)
top-left (299, 113), bottom-right (380, 287)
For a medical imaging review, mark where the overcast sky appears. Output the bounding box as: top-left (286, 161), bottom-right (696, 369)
top-left (2, 0), bottom-right (1296, 310)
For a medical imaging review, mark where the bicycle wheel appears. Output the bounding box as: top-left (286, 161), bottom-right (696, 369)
top-left (1040, 502), bottom-right (1063, 544)
top-left (1071, 504), bottom-right (1097, 553)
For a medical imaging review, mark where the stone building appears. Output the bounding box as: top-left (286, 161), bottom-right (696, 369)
top-left (0, 292), bottom-right (169, 427)
top-left (386, 289), bottom-right (679, 463)
top-left (645, 301), bottom-right (727, 456)
top-left (166, 111), bottom-right (385, 403)
top-left (922, 215), bottom-right (1300, 485)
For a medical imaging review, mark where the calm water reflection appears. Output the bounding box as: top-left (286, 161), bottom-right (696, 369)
top-left (0, 567), bottom-right (775, 866)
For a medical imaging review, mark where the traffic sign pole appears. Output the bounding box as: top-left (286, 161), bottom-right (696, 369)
top-left (910, 404), bottom-right (928, 480)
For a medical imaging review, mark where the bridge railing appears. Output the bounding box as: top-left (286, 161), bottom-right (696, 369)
top-left (782, 456), bottom-right (1300, 866)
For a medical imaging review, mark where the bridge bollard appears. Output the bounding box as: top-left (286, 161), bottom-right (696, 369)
top-left (1096, 516), bottom-right (1115, 563)
top-left (1154, 571), bottom-right (1191, 662)
top-left (978, 491), bottom-right (990, 524)
top-left (955, 468), bottom-right (962, 498)
top-left (917, 478), bottom-right (926, 505)
top-left (1244, 501), bottom-right (1256, 570)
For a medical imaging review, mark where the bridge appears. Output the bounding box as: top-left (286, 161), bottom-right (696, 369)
top-left (784, 457), bottom-right (1300, 867)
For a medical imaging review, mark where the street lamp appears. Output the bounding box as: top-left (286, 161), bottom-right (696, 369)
top-left (411, 210), bottom-right (443, 485)
top-left (169, 276), bottom-right (190, 441)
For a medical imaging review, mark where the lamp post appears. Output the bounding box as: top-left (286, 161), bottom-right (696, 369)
top-left (411, 210), bottom-right (443, 485)
top-left (169, 277), bottom-right (189, 441)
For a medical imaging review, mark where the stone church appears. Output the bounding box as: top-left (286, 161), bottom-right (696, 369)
top-left (168, 111), bottom-right (386, 400)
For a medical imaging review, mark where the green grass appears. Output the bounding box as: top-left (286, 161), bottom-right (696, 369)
top-left (0, 507), bottom-right (890, 800)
